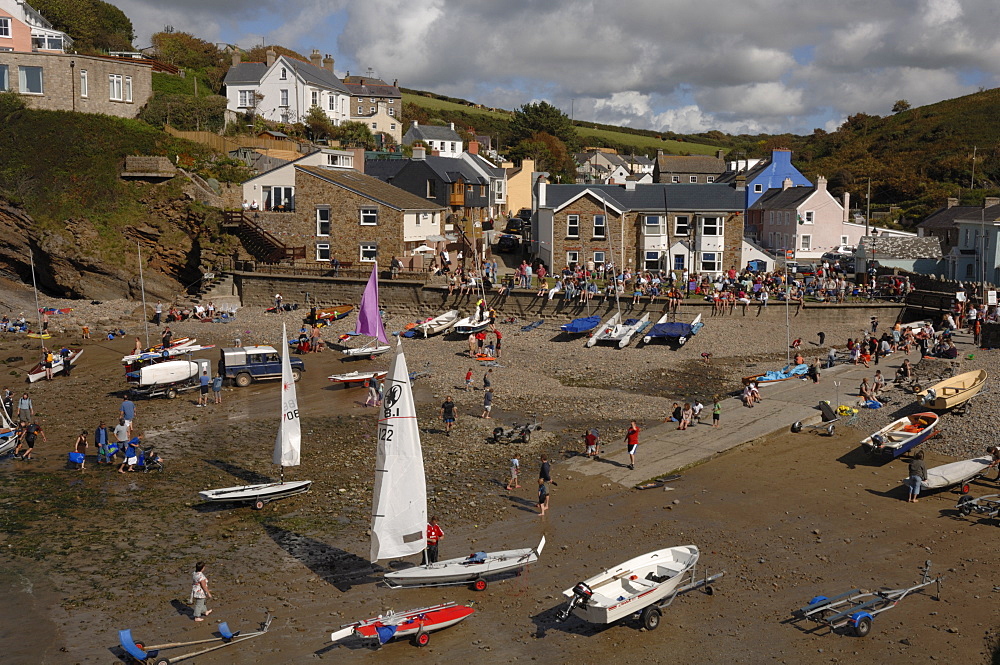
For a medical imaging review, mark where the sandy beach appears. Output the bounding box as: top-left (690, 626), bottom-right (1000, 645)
top-left (1, 283), bottom-right (999, 664)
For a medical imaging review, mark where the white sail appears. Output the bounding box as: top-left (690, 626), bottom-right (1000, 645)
top-left (370, 339), bottom-right (427, 562)
top-left (273, 323), bottom-right (302, 467)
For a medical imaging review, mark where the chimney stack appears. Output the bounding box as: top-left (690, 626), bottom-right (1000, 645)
top-left (625, 179), bottom-right (636, 191)
top-left (946, 197), bottom-right (958, 208)
top-left (716, 149), bottom-right (725, 160)
top-left (450, 122), bottom-right (455, 130)
top-left (412, 146), bottom-right (426, 160)
top-left (735, 174), bottom-right (746, 191)
top-left (310, 49), bottom-right (322, 68)
top-left (816, 175), bottom-right (827, 191)
top-left (842, 191), bottom-right (851, 222)
top-left (323, 54), bottom-right (334, 72)
top-left (231, 50), bottom-right (240, 67)
top-left (782, 177), bottom-right (793, 190)
top-left (536, 174), bottom-right (548, 208)
top-left (266, 48), bottom-right (276, 67)
top-left (468, 140), bottom-right (479, 155)
top-left (392, 79), bottom-right (398, 87)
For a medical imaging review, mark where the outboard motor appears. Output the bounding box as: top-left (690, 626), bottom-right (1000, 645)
top-left (557, 582), bottom-right (593, 622)
top-left (492, 426), bottom-right (505, 443)
top-left (870, 433), bottom-right (885, 451)
top-left (920, 389), bottom-right (936, 406)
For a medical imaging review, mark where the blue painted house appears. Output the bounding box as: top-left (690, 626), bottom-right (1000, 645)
top-left (718, 149), bottom-right (811, 209)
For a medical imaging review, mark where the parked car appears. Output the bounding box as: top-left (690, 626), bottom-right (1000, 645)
top-left (495, 234), bottom-right (520, 253)
top-left (220, 346), bottom-right (305, 387)
top-left (503, 217), bottom-right (525, 235)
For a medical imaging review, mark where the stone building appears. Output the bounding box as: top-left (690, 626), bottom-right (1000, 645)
top-left (0, 51), bottom-right (152, 117)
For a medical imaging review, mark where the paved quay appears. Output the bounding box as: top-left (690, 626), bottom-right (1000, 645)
top-left (562, 337), bottom-right (960, 486)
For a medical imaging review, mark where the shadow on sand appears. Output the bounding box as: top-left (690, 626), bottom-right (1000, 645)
top-left (264, 524), bottom-right (383, 592)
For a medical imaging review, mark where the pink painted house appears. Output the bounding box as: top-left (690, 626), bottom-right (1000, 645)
top-left (746, 176), bottom-right (853, 260)
top-left (0, 0), bottom-right (71, 53)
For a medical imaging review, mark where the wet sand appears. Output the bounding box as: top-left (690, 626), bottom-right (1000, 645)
top-left (1, 304), bottom-right (998, 664)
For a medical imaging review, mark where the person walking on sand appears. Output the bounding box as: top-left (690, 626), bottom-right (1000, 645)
top-left (212, 373), bottom-right (223, 404)
top-left (464, 368), bottom-right (473, 391)
top-left (364, 380), bottom-right (378, 407)
top-left (440, 396), bottom-right (457, 435)
top-left (906, 451), bottom-right (928, 503)
top-left (17, 392), bottom-right (33, 423)
top-left (481, 387), bottom-right (493, 418)
top-left (19, 419), bottom-right (45, 460)
top-left (625, 420), bottom-right (640, 470)
top-left (712, 396), bottom-right (722, 428)
top-left (483, 368), bottom-right (493, 391)
top-left (537, 477), bottom-right (549, 516)
top-left (190, 562), bottom-right (213, 621)
top-left (118, 434), bottom-right (141, 472)
top-left (94, 421), bottom-right (110, 464)
top-left (584, 428), bottom-right (599, 459)
top-left (506, 453), bottom-right (521, 490)
top-left (74, 429), bottom-right (88, 470)
top-left (425, 516), bottom-right (444, 564)
top-left (120, 397), bottom-right (136, 434)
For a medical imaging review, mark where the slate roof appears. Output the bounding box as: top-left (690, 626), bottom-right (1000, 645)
top-left (917, 204), bottom-right (982, 230)
top-left (342, 76), bottom-right (401, 99)
top-left (857, 236), bottom-right (942, 259)
top-left (297, 165), bottom-right (445, 211)
top-left (223, 57), bottom-right (350, 93)
top-left (364, 159), bottom-right (408, 182)
top-left (952, 204), bottom-right (1000, 225)
top-left (403, 124), bottom-right (463, 144)
top-left (224, 62), bottom-right (268, 85)
top-left (542, 183), bottom-right (745, 213)
top-left (656, 154), bottom-right (726, 174)
top-left (465, 153), bottom-right (504, 178)
top-left (420, 155), bottom-right (489, 184)
top-left (748, 185), bottom-right (816, 210)
top-left (716, 156), bottom-right (776, 183)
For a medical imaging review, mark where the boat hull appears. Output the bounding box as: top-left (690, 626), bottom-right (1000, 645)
top-left (27, 349), bottom-right (83, 382)
top-left (341, 345), bottom-right (391, 357)
top-left (453, 317), bottom-right (490, 335)
top-left (329, 371), bottom-right (387, 385)
top-left (861, 412), bottom-right (938, 459)
top-left (562, 545), bottom-right (699, 624)
top-left (417, 310), bottom-right (460, 337)
top-left (918, 369), bottom-right (987, 410)
top-left (384, 538), bottom-right (544, 587)
top-left (199, 480), bottom-right (312, 504)
top-left (317, 305), bottom-right (354, 321)
top-left (923, 458), bottom-right (993, 490)
top-left (348, 605), bottom-right (475, 644)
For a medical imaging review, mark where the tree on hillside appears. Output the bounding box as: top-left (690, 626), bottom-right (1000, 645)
top-left (31, 0), bottom-right (134, 52)
top-left (891, 100), bottom-right (911, 114)
top-left (508, 101), bottom-right (577, 150)
top-left (334, 121), bottom-right (376, 150)
top-left (304, 106), bottom-right (335, 142)
top-left (509, 131), bottom-right (575, 181)
top-left (151, 31), bottom-right (222, 70)
top-left (243, 45), bottom-right (308, 63)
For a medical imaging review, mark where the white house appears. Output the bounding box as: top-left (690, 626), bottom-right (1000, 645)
top-left (401, 121), bottom-right (464, 158)
top-left (943, 201), bottom-right (1000, 284)
top-left (223, 49), bottom-right (350, 126)
top-left (0, 0), bottom-right (72, 52)
top-left (241, 148), bottom-right (361, 211)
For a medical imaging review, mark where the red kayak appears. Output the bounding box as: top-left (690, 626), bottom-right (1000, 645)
top-left (330, 602), bottom-right (474, 648)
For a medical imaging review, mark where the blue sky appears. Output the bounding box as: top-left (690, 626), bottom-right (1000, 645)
top-left (116, 0), bottom-right (1000, 135)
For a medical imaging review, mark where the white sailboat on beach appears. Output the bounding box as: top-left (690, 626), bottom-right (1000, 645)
top-left (199, 323), bottom-right (312, 509)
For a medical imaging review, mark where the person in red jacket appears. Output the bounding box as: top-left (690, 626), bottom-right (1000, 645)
top-left (425, 516), bottom-right (444, 564)
top-left (625, 420), bottom-right (640, 470)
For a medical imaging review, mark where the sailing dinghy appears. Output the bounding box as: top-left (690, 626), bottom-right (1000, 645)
top-left (384, 537), bottom-right (545, 590)
top-left (199, 323), bottom-right (312, 509)
top-left (341, 264), bottom-right (392, 357)
top-left (561, 315), bottom-right (601, 336)
top-left (0, 398), bottom-right (17, 456)
top-left (586, 312), bottom-right (621, 348)
top-left (330, 602), bottom-right (474, 648)
top-left (588, 312), bottom-right (649, 349)
top-left (643, 313), bottom-right (704, 346)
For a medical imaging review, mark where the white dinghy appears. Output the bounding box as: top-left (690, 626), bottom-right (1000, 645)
top-left (384, 537), bottom-right (545, 590)
top-left (199, 323), bottom-right (312, 509)
top-left (342, 263), bottom-right (392, 357)
top-left (558, 545), bottom-right (701, 625)
top-left (586, 312), bottom-right (621, 348)
top-left (416, 310), bottom-right (460, 337)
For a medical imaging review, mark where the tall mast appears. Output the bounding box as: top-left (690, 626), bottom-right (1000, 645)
top-left (137, 242), bottom-right (150, 348)
top-left (29, 249), bottom-right (43, 349)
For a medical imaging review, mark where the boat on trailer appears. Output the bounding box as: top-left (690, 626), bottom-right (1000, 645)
top-left (918, 369), bottom-right (987, 411)
top-left (558, 545), bottom-right (720, 629)
top-left (199, 323), bottom-right (312, 510)
top-left (643, 313), bottom-right (704, 345)
top-left (330, 602), bottom-right (474, 648)
top-left (453, 313), bottom-right (491, 336)
top-left (384, 537), bottom-right (545, 590)
top-left (861, 412), bottom-right (938, 459)
top-left (416, 310), bottom-right (460, 337)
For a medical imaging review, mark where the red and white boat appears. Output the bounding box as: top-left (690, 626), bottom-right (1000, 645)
top-left (26, 348), bottom-right (83, 382)
top-left (328, 370), bottom-right (387, 386)
top-left (330, 602), bottom-right (474, 648)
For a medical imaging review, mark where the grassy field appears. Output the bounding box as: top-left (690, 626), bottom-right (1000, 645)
top-left (402, 92), bottom-right (720, 155)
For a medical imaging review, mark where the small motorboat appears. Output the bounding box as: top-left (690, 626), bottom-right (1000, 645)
top-left (26, 348), bottom-right (83, 383)
top-left (383, 537), bottom-right (545, 590)
top-left (561, 315), bottom-right (601, 335)
top-left (643, 313), bottom-right (703, 345)
top-left (416, 310), bottom-right (460, 337)
top-left (328, 370), bottom-right (387, 385)
top-left (453, 314), bottom-right (491, 336)
top-left (861, 412), bottom-right (939, 459)
top-left (918, 369), bottom-right (987, 411)
top-left (316, 305), bottom-right (354, 321)
top-left (742, 363), bottom-right (808, 386)
top-left (330, 602), bottom-right (474, 648)
top-left (585, 312), bottom-right (621, 348)
top-left (558, 545), bottom-right (701, 625)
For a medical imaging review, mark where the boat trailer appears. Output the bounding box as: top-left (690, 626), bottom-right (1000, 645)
top-left (118, 614), bottom-right (272, 664)
top-left (790, 561), bottom-right (942, 637)
top-left (957, 494), bottom-right (1000, 521)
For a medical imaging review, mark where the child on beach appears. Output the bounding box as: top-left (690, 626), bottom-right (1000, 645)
top-left (506, 454), bottom-right (521, 490)
top-left (677, 403), bottom-right (693, 430)
top-left (464, 368), bottom-right (473, 391)
top-left (537, 477), bottom-right (549, 516)
top-left (712, 397), bottom-right (722, 428)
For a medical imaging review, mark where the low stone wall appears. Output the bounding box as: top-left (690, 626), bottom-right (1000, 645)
top-left (232, 271), bottom-right (904, 327)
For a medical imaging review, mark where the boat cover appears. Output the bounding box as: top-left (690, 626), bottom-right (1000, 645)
top-left (561, 316), bottom-right (600, 333)
top-left (647, 322), bottom-right (693, 338)
top-left (758, 364), bottom-right (809, 381)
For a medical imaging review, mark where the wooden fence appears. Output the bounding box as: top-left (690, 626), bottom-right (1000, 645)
top-left (164, 126), bottom-right (302, 154)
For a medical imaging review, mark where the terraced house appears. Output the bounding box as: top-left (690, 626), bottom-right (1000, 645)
top-left (533, 179), bottom-right (745, 277)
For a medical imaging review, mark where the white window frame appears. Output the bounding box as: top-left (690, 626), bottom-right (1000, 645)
top-left (450, 142), bottom-right (456, 152)
top-left (279, 67), bottom-right (287, 80)
top-left (311, 90), bottom-right (319, 106)
top-left (701, 216), bottom-right (722, 236)
top-left (593, 214), bottom-right (606, 238)
top-left (390, 122), bottom-right (396, 130)
top-left (800, 234), bottom-right (812, 251)
top-left (689, 175), bottom-right (698, 183)
top-left (18, 66), bottom-right (43, 94)
top-left (357, 105), bottom-right (363, 114)
top-left (671, 175), bottom-right (680, 183)
top-left (279, 89), bottom-right (289, 107)
top-left (388, 108), bottom-right (395, 117)
top-left (79, 69), bottom-right (88, 97)
top-left (124, 76), bottom-right (132, 103)
top-left (674, 254), bottom-right (685, 270)
top-left (706, 176), bottom-right (715, 183)
top-left (566, 214), bottom-right (580, 238)
top-left (0, 17), bottom-right (10, 38)
top-left (370, 96), bottom-right (377, 103)
top-left (700, 252), bottom-right (720, 272)
top-left (567, 251), bottom-right (580, 265)
top-left (360, 207), bottom-right (378, 226)
top-left (674, 215), bottom-right (689, 237)
top-left (328, 96), bottom-right (336, 111)
top-left (0, 65), bottom-right (8, 92)
top-left (644, 251), bottom-right (661, 270)
top-left (754, 183), bottom-right (763, 193)
top-left (360, 243), bottom-right (377, 262)
top-left (371, 122), bottom-right (377, 129)
top-left (370, 106), bottom-right (376, 114)
top-left (593, 251), bottom-right (606, 267)
top-left (802, 210), bottom-right (814, 224)
top-left (316, 208), bottom-right (330, 236)
top-left (840, 235), bottom-right (850, 245)
top-left (316, 243), bottom-right (331, 261)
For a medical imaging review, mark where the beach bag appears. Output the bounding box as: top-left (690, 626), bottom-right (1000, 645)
top-left (68, 452), bottom-right (84, 464)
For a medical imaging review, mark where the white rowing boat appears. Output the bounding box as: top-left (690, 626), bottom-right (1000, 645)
top-left (384, 537), bottom-right (545, 590)
top-left (921, 457), bottom-right (994, 491)
top-left (328, 370), bottom-right (387, 385)
top-left (453, 314), bottom-right (491, 336)
top-left (860, 412), bottom-right (939, 459)
top-left (559, 545), bottom-right (700, 624)
top-left (416, 310), bottom-right (460, 337)
top-left (26, 348), bottom-right (83, 382)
